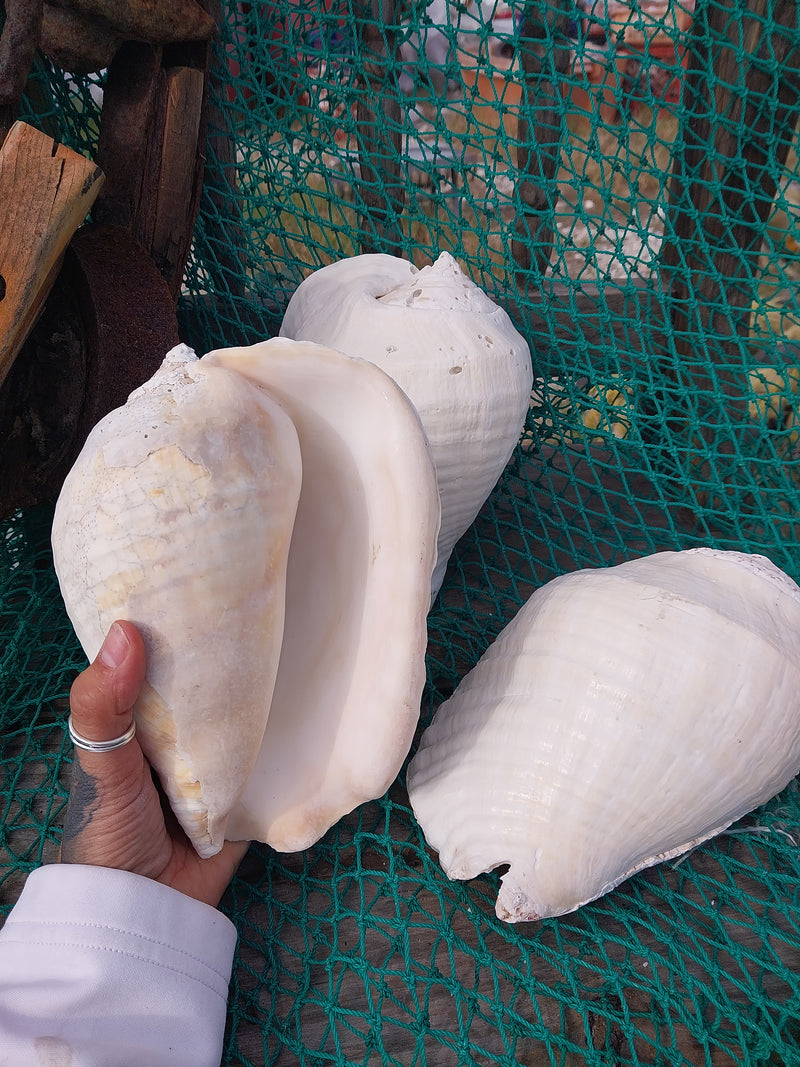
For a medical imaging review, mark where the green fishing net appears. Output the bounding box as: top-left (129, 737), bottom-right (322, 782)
top-left (3, 0), bottom-right (800, 1062)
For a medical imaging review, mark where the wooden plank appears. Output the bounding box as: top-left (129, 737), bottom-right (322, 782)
top-left (95, 15), bottom-right (216, 299)
top-left (0, 121), bottom-right (104, 390)
top-left (138, 64), bottom-right (206, 291)
top-left (506, 276), bottom-right (670, 366)
top-left (195, 0), bottom-right (247, 298)
top-left (94, 41), bottom-right (164, 232)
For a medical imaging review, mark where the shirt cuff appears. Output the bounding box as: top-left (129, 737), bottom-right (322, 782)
top-left (0, 863), bottom-right (238, 1067)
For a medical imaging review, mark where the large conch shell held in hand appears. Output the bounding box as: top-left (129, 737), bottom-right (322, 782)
top-left (407, 549), bottom-right (800, 922)
top-left (53, 340), bottom-right (440, 857)
top-left (280, 251), bottom-right (534, 598)
top-left (52, 344), bottom-right (302, 858)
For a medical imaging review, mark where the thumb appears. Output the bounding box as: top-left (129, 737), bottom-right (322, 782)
top-left (69, 621), bottom-right (147, 745)
top-left (62, 621), bottom-right (168, 873)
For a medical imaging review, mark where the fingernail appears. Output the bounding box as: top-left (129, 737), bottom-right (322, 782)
top-left (99, 623), bottom-right (129, 668)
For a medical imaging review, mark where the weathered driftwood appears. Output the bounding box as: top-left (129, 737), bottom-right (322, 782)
top-left (37, 0), bottom-right (215, 75)
top-left (94, 2), bottom-right (217, 297)
top-left (39, 4), bottom-right (122, 74)
top-left (0, 121), bottom-right (103, 390)
top-left (49, 0), bottom-right (215, 44)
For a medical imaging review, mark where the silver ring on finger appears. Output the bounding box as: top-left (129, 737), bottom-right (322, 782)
top-left (68, 715), bottom-right (137, 753)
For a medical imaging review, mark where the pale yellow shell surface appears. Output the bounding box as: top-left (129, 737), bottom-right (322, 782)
top-left (51, 345), bottom-right (303, 858)
top-left (204, 338), bottom-right (441, 852)
top-left (279, 251), bottom-right (533, 597)
top-left (406, 548), bottom-right (800, 922)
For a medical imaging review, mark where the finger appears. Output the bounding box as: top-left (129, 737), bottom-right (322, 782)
top-left (62, 622), bottom-right (164, 868)
top-left (69, 621), bottom-right (147, 747)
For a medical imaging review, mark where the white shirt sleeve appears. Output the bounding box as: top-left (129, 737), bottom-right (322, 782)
top-left (0, 863), bottom-right (238, 1067)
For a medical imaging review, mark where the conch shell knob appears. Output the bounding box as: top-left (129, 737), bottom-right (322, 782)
top-left (52, 345), bottom-right (303, 858)
top-left (407, 548), bottom-right (800, 921)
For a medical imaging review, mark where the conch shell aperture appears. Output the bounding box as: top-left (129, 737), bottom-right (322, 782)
top-left (205, 339), bottom-right (440, 851)
top-left (52, 340), bottom-right (440, 857)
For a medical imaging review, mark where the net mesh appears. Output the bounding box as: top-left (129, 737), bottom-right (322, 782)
top-left (3, 0), bottom-right (800, 1062)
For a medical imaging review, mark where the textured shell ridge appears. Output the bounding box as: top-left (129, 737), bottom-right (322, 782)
top-left (375, 250), bottom-right (502, 317)
top-left (610, 548), bottom-right (800, 665)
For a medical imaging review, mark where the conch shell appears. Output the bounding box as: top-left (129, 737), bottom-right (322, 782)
top-left (280, 251), bottom-right (533, 598)
top-left (51, 344), bottom-right (302, 857)
top-left (407, 548), bottom-right (800, 922)
top-left (52, 340), bottom-right (440, 857)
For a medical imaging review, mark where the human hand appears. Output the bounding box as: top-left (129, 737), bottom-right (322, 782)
top-left (60, 620), bottom-right (250, 907)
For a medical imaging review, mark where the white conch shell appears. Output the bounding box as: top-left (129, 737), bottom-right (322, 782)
top-left (53, 337), bottom-right (440, 859)
top-left (279, 251), bottom-right (533, 598)
top-left (51, 344), bottom-right (303, 858)
top-left (407, 548), bottom-right (800, 922)
top-left (204, 338), bottom-right (440, 852)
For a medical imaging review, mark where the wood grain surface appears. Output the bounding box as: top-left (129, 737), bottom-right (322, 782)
top-left (0, 121), bottom-right (103, 389)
